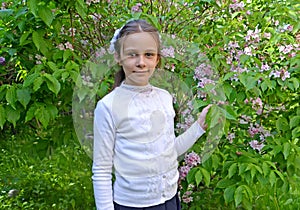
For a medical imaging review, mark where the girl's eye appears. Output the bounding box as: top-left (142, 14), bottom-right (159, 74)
top-left (145, 53), bottom-right (155, 57)
top-left (128, 53), bottom-right (137, 57)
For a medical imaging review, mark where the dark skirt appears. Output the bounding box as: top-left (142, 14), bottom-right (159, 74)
top-left (114, 193), bottom-right (181, 210)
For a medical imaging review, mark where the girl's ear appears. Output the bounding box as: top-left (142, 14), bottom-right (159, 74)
top-left (114, 53), bottom-right (121, 65)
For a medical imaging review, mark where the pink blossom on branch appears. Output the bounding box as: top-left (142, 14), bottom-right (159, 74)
top-left (179, 165), bottom-right (191, 180)
top-left (184, 151), bottom-right (201, 167)
top-left (249, 140), bottom-right (265, 152)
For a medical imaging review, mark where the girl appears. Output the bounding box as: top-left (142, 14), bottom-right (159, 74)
top-left (92, 19), bottom-right (211, 210)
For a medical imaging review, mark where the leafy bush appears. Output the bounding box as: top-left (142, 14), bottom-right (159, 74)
top-left (0, 138), bottom-right (93, 209)
top-left (0, 0), bottom-right (299, 209)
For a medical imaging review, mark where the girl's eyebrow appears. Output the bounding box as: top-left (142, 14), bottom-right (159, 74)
top-left (124, 48), bottom-right (157, 52)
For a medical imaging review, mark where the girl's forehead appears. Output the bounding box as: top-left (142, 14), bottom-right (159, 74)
top-left (122, 32), bottom-right (158, 51)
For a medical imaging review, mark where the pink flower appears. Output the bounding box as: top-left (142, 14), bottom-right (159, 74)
top-left (182, 191), bottom-right (193, 203)
top-left (281, 70), bottom-right (290, 81)
top-left (287, 24), bottom-right (293, 32)
top-left (0, 57), bottom-right (5, 65)
top-left (184, 151), bottom-right (201, 167)
top-left (65, 42), bottom-right (74, 51)
top-left (227, 132), bottom-right (235, 143)
top-left (261, 63), bottom-right (270, 71)
top-left (161, 46), bottom-right (175, 58)
top-left (249, 140), bottom-right (265, 152)
top-left (263, 32), bottom-right (271, 39)
top-left (131, 3), bottom-right (142, 13)
top-left (244, 47), bottom-right (252, 56)
top-left (68, 27), bottom-right (76, 36)
top-left (179, 165), bottom-right (191, 180)
top-left (57, 43), bottom-right (65, 50)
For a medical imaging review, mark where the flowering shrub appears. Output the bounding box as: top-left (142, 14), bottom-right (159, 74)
top-left (0, 0), bottom-right (299, 209)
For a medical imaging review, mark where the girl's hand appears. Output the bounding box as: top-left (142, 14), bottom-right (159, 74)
top-left (197, 104), bottom-right (212, 130)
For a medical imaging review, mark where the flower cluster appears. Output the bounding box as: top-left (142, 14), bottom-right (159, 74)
top-left (35, 54), bottom-right (44, 65)
top-left (245, 27), bottom-right (261, 44)
top-left (229, 0), bottom-right (245, 12)
top-left (179, 151), bottom-right (201, 180)
top-left (1, 2), bottom-right (7, 10)
top-left (0, 57), bottom-right (5, 66)
top-left (57, 42), bottom-right (74, 51)
top-left (131, 3), bottom-right (142, 13)
top-left (182, 190), bottom-right (193, 203)
top-left (185, 151), bottom-right (201, 167)
top-left (245, 97), bottom-right (263, 115)
top-left (278, 44), bottom-right (299, 57)
top-left (269, 69), bottom-right (290, 81)
top-left (193, 62), bottom-right (216, 99)
top-left (248, 122), bottom-right (271, 142)
top-left (249, 140), bottom-right (265, 152)
top-left (161, 46), bottom-right (175, 58)
top-left (86, 0), bottom-right (100, 6)
top-left (226, 132), bottom-right (235, 143)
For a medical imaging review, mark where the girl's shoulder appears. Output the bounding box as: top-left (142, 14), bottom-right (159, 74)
top-left (152, 86), bottom-right (172, 98)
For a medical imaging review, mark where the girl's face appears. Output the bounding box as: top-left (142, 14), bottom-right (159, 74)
top-left (116, 32), bottom-right (159, 86)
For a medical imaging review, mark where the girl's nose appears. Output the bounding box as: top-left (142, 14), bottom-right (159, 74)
top-left (136, 55), bottom-right (146, 68)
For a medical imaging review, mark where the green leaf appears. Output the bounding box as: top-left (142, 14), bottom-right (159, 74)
top-left (262, 162), bottom-right (270, 177)
top-left (269, 171), bottom-right (276, 186)
top-left (290, 116), bottom-right (300, 129)
top-left (63, 50), bottom-right (73, 63)
top-left (195, 170), bottom-right (203, 186)
top-left (23, 73), bottom-right (39, 87)
top-left (186, 167), bottom-right (198, 184)
top-left (32, 30), bottom-right (49, 55)
top-left (292, 127), bottom-right (300, 139)
top-left (239, 74), bottom-right (257, 91)
top-left (47, 61), bottom-right (59, 72)
top-left (32, 31), bottom-right (42, 51)
top-left (28, 0), bottom-right (38, 17)
top-left (290, 77), bottom-right (299, 90)
top-left (6, 86), bottom-right (17, 109)
top-left (242, 185), bottom-right (253, 201)
top-left (25, 106), bottom-right (36, 122)
top-left (20, 31), bottom-right (31, 46)
top-left (33, 77), bottom-right (44, 92)
top-left (16, 88), bottom-right (31, 108)
top-left (45, 104), bottom-right (58, 119)
top-left (0, 9), bottom-right (14, 19)
top-left (224, 185), bottom-right (236, 204)
top-left (200, 168), bottom-right (210, 186)
top-left (283, 142), bottom-right (291, 160)
top-left (234, 186), bottom-right (243, 207)
top-left (37, 6), bottom-right (54, 27)
top-left (216, 179), bottom-right (236, 188)
top-left (228, 163), bottom-right (237, 178)
top-left (0, 105), bottom-right (6, 129)
top-left (6, 106), bottom-right (20, 127)
top-left (75, 0), bottom-right (87, 18)
top-left (35, 106), bottom-right (50, 128)
top-left (44, 74), bottom-right (61, 95)
top-left (207, 105), bottom-right (221, 128)
top-left (276, 117), bottom-right (289, 132)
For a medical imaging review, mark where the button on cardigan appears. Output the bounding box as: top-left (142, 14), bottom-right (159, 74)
top-left (92, 83), bottom-right (205, 210)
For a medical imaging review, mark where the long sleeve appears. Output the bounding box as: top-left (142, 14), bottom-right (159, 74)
top-left (175, 121), bottom-right (205, 156)
top-left (92, 101), bottom-right (115, 210)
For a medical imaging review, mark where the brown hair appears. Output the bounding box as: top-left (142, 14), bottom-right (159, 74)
top-left (112, 19), bottom-right (161, 88)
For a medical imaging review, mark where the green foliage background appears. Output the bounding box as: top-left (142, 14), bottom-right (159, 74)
top-left (0, 0), bottom-right (299, 209)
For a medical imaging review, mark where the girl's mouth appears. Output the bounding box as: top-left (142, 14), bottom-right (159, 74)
top-left (133, 70), bottom-right (150, 73)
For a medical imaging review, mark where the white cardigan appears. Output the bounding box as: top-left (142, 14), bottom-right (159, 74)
top-left (92, 83), bottom-right (205, 209)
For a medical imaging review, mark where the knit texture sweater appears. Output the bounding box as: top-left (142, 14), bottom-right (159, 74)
top-left (92, 83), bottom-right (205, 210)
